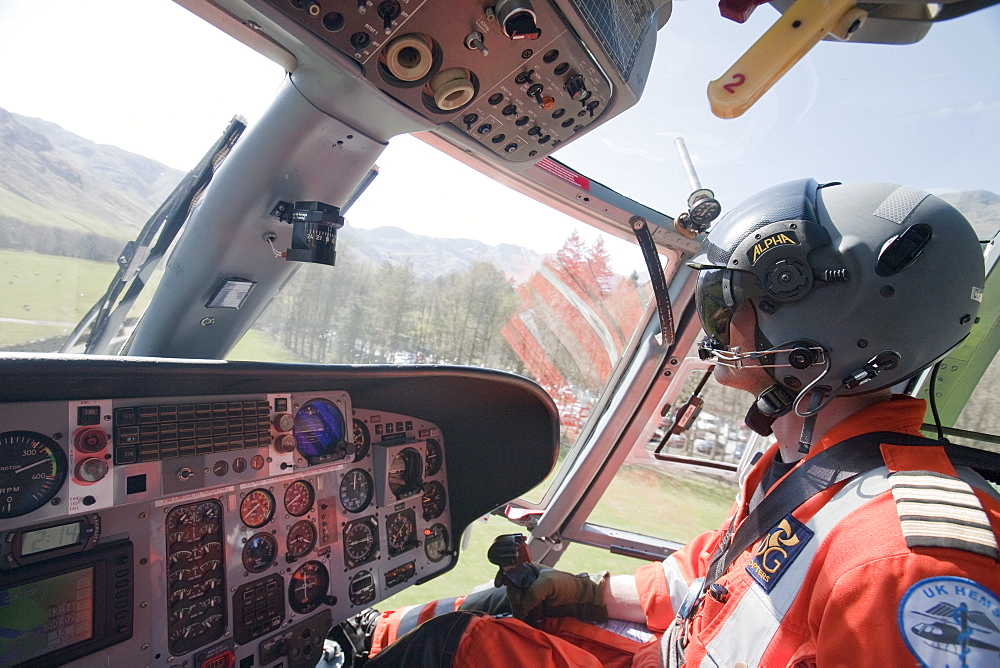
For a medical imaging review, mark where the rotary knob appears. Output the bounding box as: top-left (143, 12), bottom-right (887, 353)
top-left (565, 75), bottom-right (590, 102)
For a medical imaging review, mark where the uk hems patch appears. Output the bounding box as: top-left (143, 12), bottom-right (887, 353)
top-left (898, 576), bottom-right (1000, 667)
top-left (746, 514), bottom-right (813, 593)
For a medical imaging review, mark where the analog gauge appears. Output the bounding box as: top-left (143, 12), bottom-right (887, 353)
top-left (387, 447), bottom-right (423, 500)
top-left (386, 508), bottom-right (417, 557)
top-left (424, 523), bottom-right (450, 563)
top-left (293, 398), bottom-right (348, 462)
top-left (339, 468), bottom-right (374, 513)
top-left (239, 489), bottom-right (275, 528)
top-left (242, 533), bottom-right (278, 573)
top-left (352, 419), bottom-right (371, 462)
top-left (197, 501), bottom-right (220, 522)
top-left (348, 570), bottom-right (377, 606)
top-left (286, 520), bottom-right (318, 559)
top-left (284, 480), bottom-right (315, 516)
top-left (166, 506), bottom-right (197, 543)
top-left (288, 560), bottom-right (330, 614)
top-left (343, 517), bottom-right (378, 569)
top-left (425, 438), bottom-right (442, 476)
top-left (0, 431), bottom-right (68, 519)
top-left (167, 505), bottom-right (195, 530)
top-left (421, 480), bottom-right (447, 521)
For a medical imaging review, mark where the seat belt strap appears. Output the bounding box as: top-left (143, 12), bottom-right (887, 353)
top-left (704, 431), bottom-right (1000, 587)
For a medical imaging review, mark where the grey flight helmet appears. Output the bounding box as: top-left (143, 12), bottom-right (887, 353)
top-left (689, 178), bottom-right (985, 419)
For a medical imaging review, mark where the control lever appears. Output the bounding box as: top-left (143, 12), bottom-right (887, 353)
top-left (487, 534), bottom-right (537, 591)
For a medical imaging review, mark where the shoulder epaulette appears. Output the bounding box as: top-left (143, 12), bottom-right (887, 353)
top-left (889, 470), bottom-right (999, 559)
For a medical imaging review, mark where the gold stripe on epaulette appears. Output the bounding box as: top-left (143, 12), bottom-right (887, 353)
top-left (889, 470), bottom-right (998, 560)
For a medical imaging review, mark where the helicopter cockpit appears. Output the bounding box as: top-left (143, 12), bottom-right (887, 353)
top-left (0, 1), bottom-right (998, 666)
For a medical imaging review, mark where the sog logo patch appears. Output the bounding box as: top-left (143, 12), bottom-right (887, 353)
top-left (748, 231), bottom-right (799, 265)
top-left (746, 514), bottom-right (813, 592)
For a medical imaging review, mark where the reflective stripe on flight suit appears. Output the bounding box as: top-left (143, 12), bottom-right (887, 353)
top-left (698, 466), bottom-right (893, 665)
top-left (371, 596), bottom-right (467, 654)
top-left (659, 556), bottom-right (692, 618)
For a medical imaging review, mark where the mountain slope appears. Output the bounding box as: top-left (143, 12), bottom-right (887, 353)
top-left (340, 225), bottom-right (541, 281)
top-left (940, 190), bottom-right (1000, 239)
top-left (0, 106), bottom-right (184, 259)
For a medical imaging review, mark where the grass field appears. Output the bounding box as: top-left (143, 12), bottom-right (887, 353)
top-left (227, 329), bottom-right (299, 362)
top-left (0, 250), bottom-right (119, 348)
top-left (0, 250), bottom-right (117, 323)
top-left (0, 251), bottom-right (299, 360)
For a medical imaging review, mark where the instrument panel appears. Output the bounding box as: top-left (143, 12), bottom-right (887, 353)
top-left (0, 390), bottom-right (453, 668)
top-left (261, 0), bottom-right (615, 162)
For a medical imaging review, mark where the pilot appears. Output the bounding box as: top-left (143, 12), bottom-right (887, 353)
top-left (344, 179), bottom-right (1000, 667)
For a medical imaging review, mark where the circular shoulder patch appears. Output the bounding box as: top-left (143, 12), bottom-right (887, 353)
top-left (898, 576), bottom-right (1000, 667)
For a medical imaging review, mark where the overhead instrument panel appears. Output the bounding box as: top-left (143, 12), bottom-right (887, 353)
top-left (0, 356), bottom-right (559, 668)
top-left (230, 0), bottom-right (662, 163)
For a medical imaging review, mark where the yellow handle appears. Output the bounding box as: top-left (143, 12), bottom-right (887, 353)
top-left (708, 0), bottom-right (860, 119)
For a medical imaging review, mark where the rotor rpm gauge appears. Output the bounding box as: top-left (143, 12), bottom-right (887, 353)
top-left (283, 480), bottom-right (315, 516)
top-left (293, 399), bottom-right (348, 463)
top-left (352, 419), bottom-right (371, 462)
top-left (240, 489), bottom-right (276, 528)
top-left (343, 516), bottom-right (379, 569)
top-left (288, 560), bottom-right (330, 614)
top-left (0, 431), bottom-right (67, 519)
top-left (286, 520), bottom-right (317, 559)
top-left (386, 508), bottom-right (417, 557)
top-left (424, 438), bottom-right (442, 476)
top-left (242, 533), bottom-right (278, 573)
top-left (424, 523), bottom-right (450, 563)
top-left (422, 480), bottom-right (446, 521)
top-left (339, 468), bottom-right (374, 513)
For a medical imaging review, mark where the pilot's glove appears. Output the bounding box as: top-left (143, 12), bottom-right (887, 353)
top-left (506, 563), bottom-right (610, 623)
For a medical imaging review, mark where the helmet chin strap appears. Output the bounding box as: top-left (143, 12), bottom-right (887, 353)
top-left (745, 384), bottom-right (829, 453)
top-left (745, 384), bottom-right (794, 437)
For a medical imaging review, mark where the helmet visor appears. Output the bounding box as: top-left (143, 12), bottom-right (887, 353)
top-left (695, 267), bottom-right (736, 346)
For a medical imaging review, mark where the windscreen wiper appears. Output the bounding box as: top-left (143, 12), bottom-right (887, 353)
top-left (61, 116), bottom-right (247, 354)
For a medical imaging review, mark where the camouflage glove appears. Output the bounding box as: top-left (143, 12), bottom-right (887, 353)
top-left (505, 563), bottom-right (610, 623)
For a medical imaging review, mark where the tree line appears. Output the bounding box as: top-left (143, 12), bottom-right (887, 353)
top-left (260, 242), bottom-right (526, 372)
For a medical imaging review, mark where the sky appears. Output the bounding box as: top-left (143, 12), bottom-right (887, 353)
top-left (0, 0), bottom-right (997, 274)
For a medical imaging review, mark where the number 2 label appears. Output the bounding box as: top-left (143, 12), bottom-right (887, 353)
top-left (723, 73), bottom-right (746, 94)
